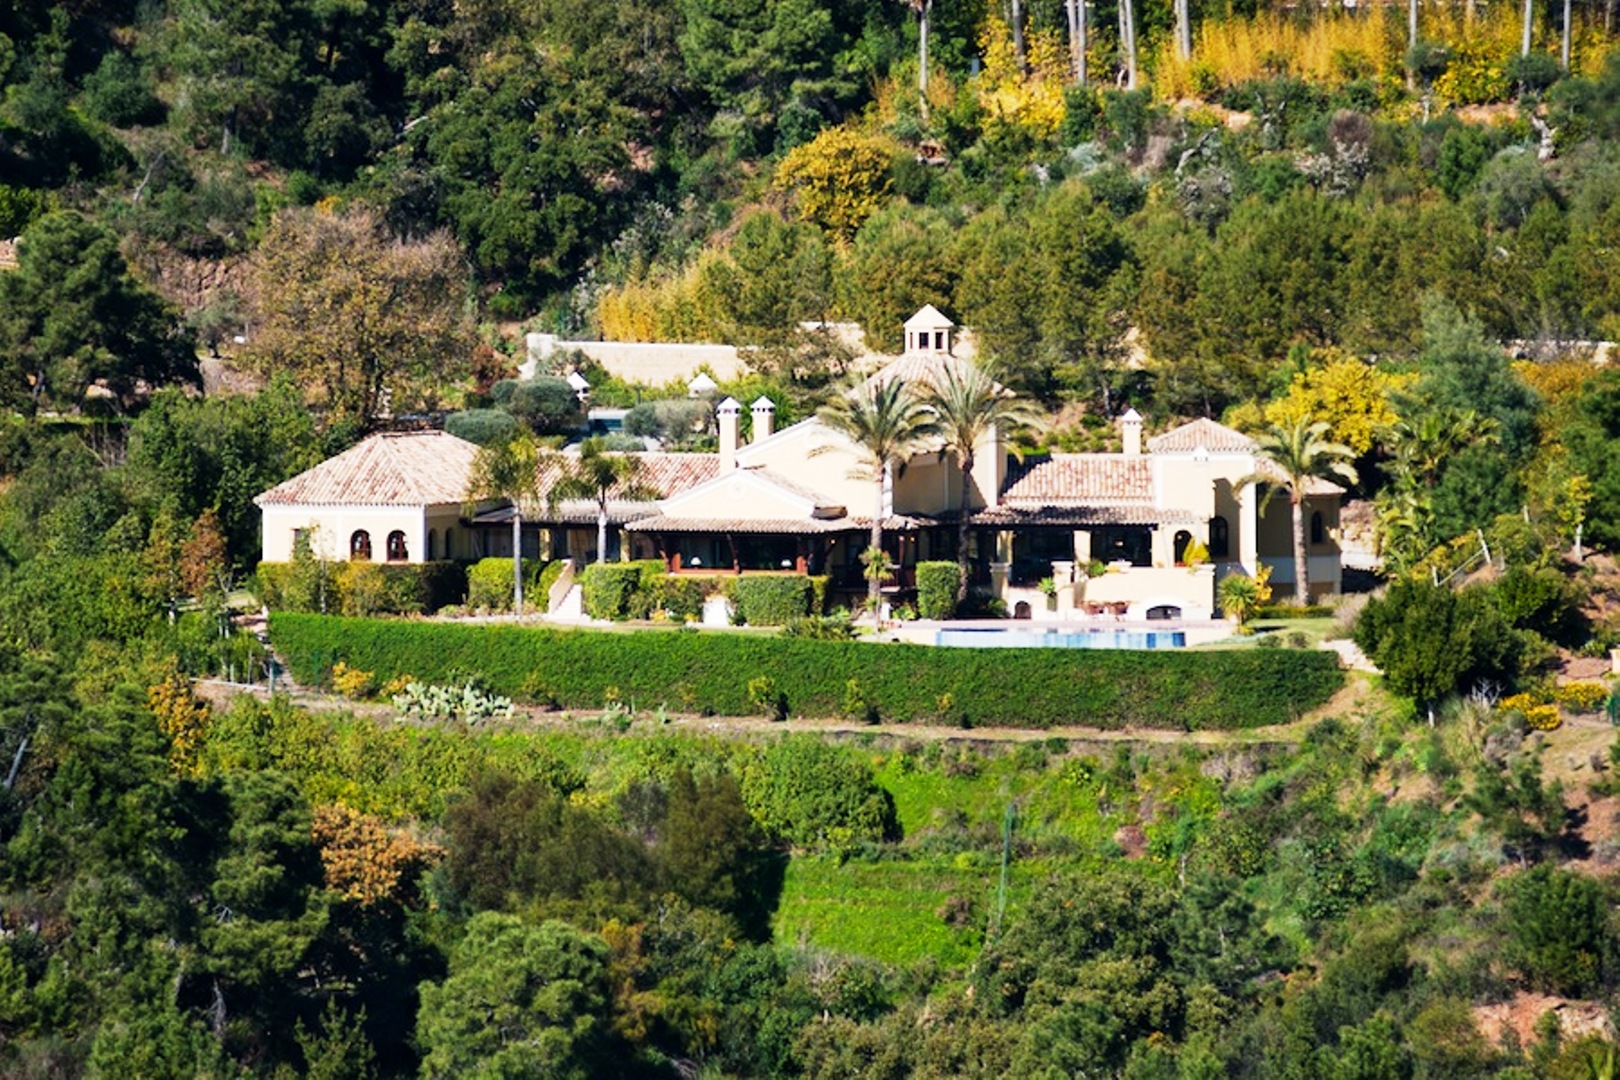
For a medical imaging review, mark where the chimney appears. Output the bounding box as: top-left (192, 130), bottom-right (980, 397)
top-left (1121, 408), bottom-right (1143, 456)
top-left (751, 395), bottom-right (775, 444)
top-left (717, 397), bottom-right (741, 472)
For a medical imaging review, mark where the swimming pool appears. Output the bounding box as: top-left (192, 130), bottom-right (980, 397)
top-left (934, 627), bottom-right (1187, 650)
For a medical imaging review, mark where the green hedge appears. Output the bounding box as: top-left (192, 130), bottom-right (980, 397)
top-left (580, 560), bottom-right (666, 619)
top-left (271, 614), bottom-right (1344, 730)
top-left (916, 562), bottom-right (961, 620)
top-left (257, 561), bottom-right (466, 615)
top-left (466, 558), bottom-right (557, 612)
top-left (734, 576), bottom-right (821, 626)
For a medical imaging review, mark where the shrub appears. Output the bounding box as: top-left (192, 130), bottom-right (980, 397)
top-left (916, 561), bottom-right (961, 621)
top-left (444, 409), bottom-right (520, 446)
top-left (506, 376), bottom-right (583, 436)
top-left (331, 661), bottom-right (376, 700)
top-left (1522, 704), bottom-right (1562, 731)
top-left (651, 575), bottom-right (710, 621)
top-left (748, 675), bottom-right (788, 721)
top-left (780, 614), bottom-right (855, 640)
top-left (1501, 866), bottom-right (1611, 996)
top-left (734, 576), bottom-right (815, 626)
top-left (271, 614), bottom-right (1344, 730)
top-left (258, 561), bottom-right (465, 615)
top-left (466, 558), bottom-right (552, 613)
top-left (1256, 603), bottom-right (1334, 619)
top-left (1556, 681), bottom-right (1610, 715)
top-left (739, 736), bottom-right (898, 847)
top-left (580, 563), bottom-right (648, 620)
top-left (843, 678), bottom-right (878, 724)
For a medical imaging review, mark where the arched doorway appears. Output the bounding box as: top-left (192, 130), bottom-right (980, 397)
top-left (1173, 530), bottom-right (1193, 564)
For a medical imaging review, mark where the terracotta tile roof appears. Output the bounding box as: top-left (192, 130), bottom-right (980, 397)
top-left (976, 505), bottom-right (1202, 526)
top-left (628, 512), bottom-right (933, 535)
top-left (627, 515), bottom-right (856, 535)
top-left (999, 454), bottom-right (1154, 505)
top-left (1147, 417), bottom-right (1256, 453)
top-left (255, 431), bottom-right (480, 507)
top-left (524, 452), bottom-right (719, 523)
top-left (857, 353), bottom-right (999, 396)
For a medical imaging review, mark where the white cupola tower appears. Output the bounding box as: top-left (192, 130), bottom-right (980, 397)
top-left (903, 305), bottom-right (955, 355)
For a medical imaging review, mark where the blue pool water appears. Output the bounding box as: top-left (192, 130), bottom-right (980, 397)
top-left (935, 627), bottom-right (1187, 650)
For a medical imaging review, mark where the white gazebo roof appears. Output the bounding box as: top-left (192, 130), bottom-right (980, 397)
top-left (903, 304), bottom-right (955, 332)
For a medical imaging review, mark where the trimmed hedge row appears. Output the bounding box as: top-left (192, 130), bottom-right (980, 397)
top-left (257, 561), bottom-right (467, 615)
top-left (271, 614), bottom-right (1344, 730)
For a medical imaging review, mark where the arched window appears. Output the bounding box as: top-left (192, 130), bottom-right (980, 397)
top-left (1208, 516), bottom-right (1230, 559)
top-left (443, 527), bottom-right (455, 560)
top-left (1310, 511), bottom-right (1325, 546)
top-left (427, 529), bottom-right (437, 560)
top-left (386, 530), bottom-right (408, 562)
top-left (1173, 530), bottom-right (1193, 564)
top-left (349, 530), bottom-right (372, 561)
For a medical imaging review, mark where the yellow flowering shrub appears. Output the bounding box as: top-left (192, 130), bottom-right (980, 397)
top-left (331, 661), bottom-right (377, 700)
top-left (1261, 352), bottom-right (1416, 457)
top-left (148, 668), bottom-right (212, 777)
top-left (976, 17), bottom-right (1069, 145)
top-left (773, 127), bottom-right (896, 242)
top-left (1501, 690), bottom-right (1563, 731)
top-left (1555, 682), bottom-right (1609, 715)
top-left (1523, 704), bottom-right (1563, 731)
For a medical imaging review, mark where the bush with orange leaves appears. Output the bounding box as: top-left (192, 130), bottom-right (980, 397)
top-left (311, 803), bottom-right (445, 908)
top-left (147, 667), bottom-right (211, 776)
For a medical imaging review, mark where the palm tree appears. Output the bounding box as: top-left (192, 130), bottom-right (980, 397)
top-left (465, 434), bottom-right (543, 614)
top-left (546, 437), bottom-right (656, 565)
top-left (902, 0), bottom-right (934, 112)
top-left (925, 361), bottom-right (1042, 607)
top-left (818, 378), bottom-right (940, 616)
top-left (1386, 408), bottom-right (1499, 490)
top-left (1243, 419), bottom-right (1359, 605)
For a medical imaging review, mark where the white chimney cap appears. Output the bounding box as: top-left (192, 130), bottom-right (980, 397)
top-left (716, 396), bottom-right (741, 414)
top-left (687, 372), bottom-right (718, 395)
top-left (751, 395), bottom-right (775, 411)
top-left (566, 371), bottom-right (591, 392)
top-left (1121, 407), bottom-right (1142, 422)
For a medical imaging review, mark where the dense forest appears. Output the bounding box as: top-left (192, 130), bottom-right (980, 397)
top-left (9, 0), bottom-right (1620, 1076)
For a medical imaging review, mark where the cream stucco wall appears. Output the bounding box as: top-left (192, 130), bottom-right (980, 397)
top-left (261, 505), bottom-right (431, 563)
top-left (729, 420), bottom-right (1001, 520)
top-left (1078, 565), bottom-right (1216, 621)
top-left (658, 468), bottom-right (821, 521)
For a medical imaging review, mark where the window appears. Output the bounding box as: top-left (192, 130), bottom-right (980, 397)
top-left (443, 527), bottom-right (454, 559)
top-left (1310, 511), bottom-right (1325, 546)
top-left (292, 528), bottom-right (311, 556)
top-left (349, 530), bottom-right (372, 560)
top-left (934, 331), bottom-right (945, 350)
top-left (386, 530), bottom-right (408, 562)
top-left (1091, 526), bottom-right (1152, 568)
top-left (427, 529), bottom-right (436, 560)
top-left (1209, 516), bottom-right (1230, 559)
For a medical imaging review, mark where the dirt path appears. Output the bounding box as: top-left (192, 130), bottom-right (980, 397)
top-left (194, 678), bottom-right (1321, 749)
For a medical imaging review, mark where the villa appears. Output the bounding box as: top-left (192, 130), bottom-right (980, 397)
top-left (255, 308), bottom-right (1344, 620)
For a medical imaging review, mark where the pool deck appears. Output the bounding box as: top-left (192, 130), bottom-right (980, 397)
top-left (874, 618), bottom-right (1239, 648)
